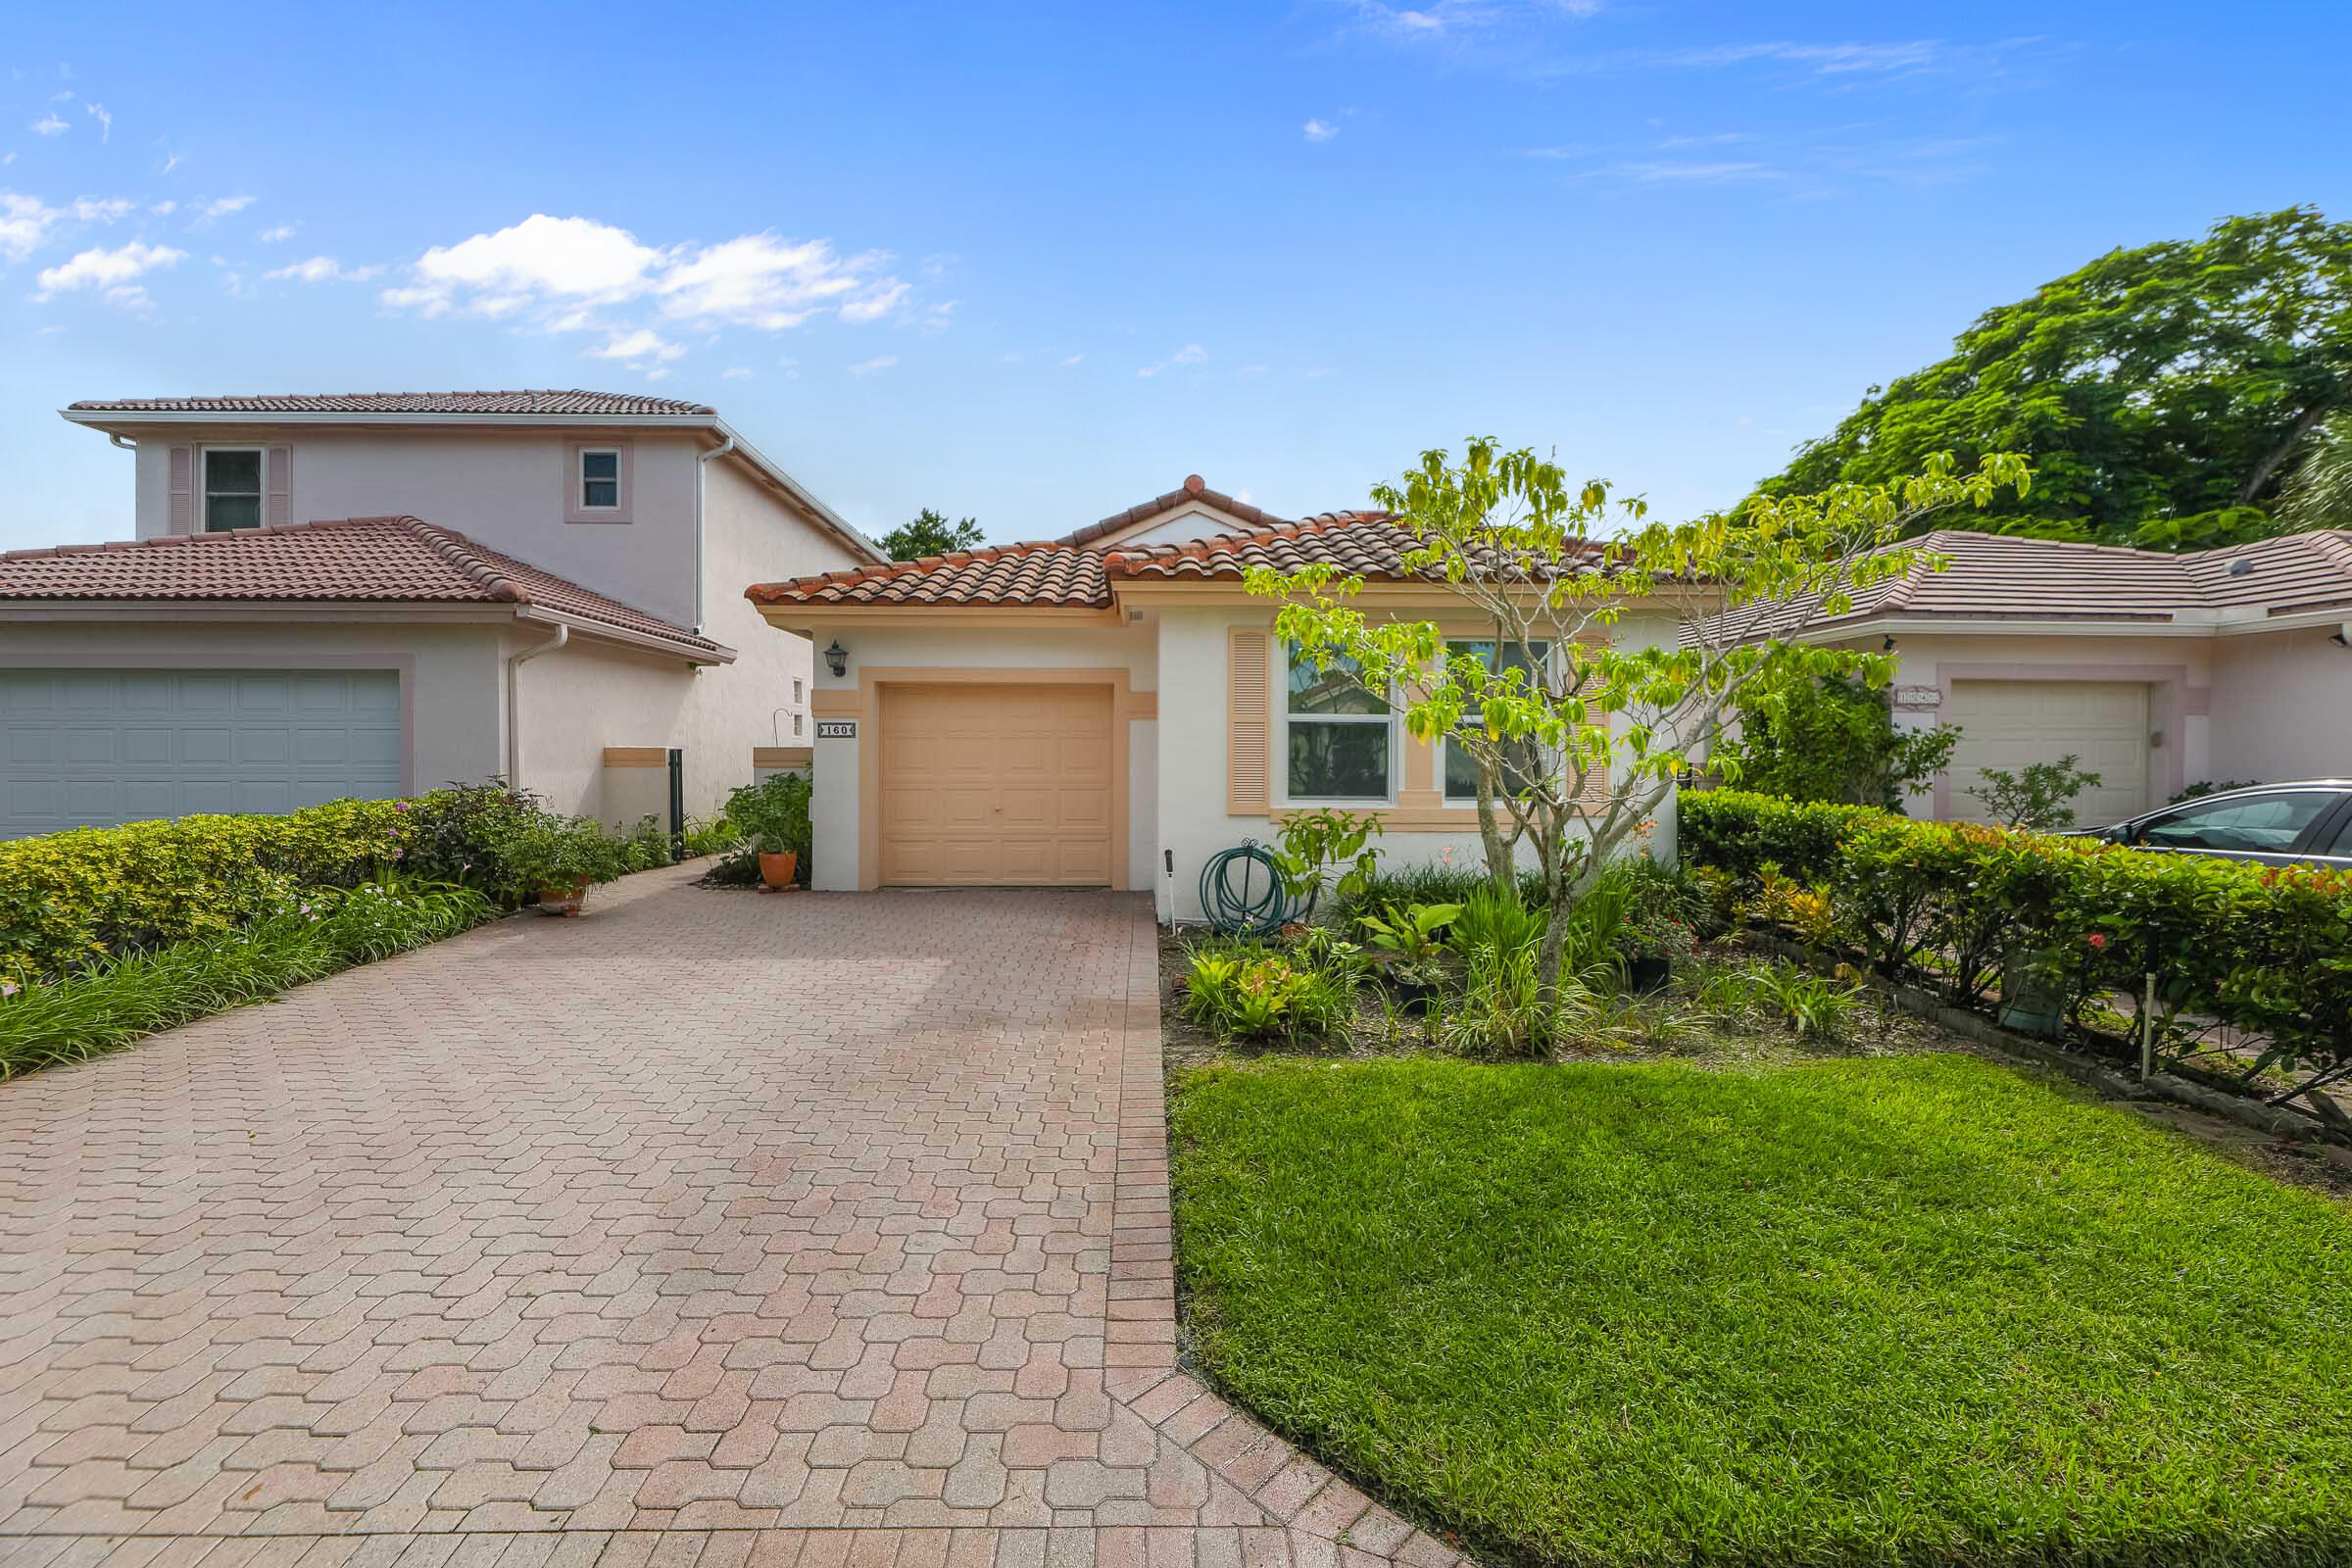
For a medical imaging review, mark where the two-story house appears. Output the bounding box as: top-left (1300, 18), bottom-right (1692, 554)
top-left (0, 390), bottom-right (880, 838)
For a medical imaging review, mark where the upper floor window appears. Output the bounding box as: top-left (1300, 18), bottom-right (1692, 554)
top-left (579, 450), bottom-right (620, 511)
top-left (203, 448), bottom-right (265, 531)
top-left (1285, 643), bottom-right (1391, 802)
top-left (793, 678), bottom-right (804, 703)
top-left (564, 440), bottom-right (632, 523)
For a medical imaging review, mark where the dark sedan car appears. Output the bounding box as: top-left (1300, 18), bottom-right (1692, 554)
top-left (2072, 780), bottom-right (2352, 869)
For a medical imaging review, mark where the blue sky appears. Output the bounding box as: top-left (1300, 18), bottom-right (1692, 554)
top-left (3, 1), bottom-right (2346, 553)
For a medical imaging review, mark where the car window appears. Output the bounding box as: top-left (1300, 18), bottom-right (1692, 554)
top-left (2137, 792), bottom-right (2336, 854)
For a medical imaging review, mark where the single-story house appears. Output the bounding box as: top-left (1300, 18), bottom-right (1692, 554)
top-left (745, 476), bottom-right (1687, 923)
top-left (0, 390), bottom-right (879, 838)
top-left (1752, 527), bottom-right (2352, 823)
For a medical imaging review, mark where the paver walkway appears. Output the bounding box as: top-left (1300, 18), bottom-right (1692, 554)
top-left (0, 868), bottom-right (1460, 1568)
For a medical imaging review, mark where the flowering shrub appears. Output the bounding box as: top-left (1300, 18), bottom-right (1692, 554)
top-left (1685, 789), bottom-right (2352, 1105)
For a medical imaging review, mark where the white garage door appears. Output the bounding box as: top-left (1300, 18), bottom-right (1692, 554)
top-left (0, 669), bottom-right (402, 838)
top-left (1946, 679), bottom-right (2151, 826)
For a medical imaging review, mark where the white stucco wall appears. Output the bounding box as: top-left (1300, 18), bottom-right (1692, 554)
top-left (804, 619), bottom-right (1158, 891)
top-left (133, 428), bottom-right (707, 627)
top-left (2207, 628), bottom-right (2352, 784)
top-left (0, 616), bottom-right (508, 795)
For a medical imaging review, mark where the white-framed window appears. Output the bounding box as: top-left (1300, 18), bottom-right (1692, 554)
top-left (1282, 643), bottom-right (1392, 802)
top-left (578, 448), bottom-right (621, 511)
top-left (793, 712), bottom-right (805, 737)
top-left (202, 447), bottom-right (266, 531)
top-left (792, 678), bottom-right (804, 703)
top-left (1443, 638), bottom-right (1552, 802)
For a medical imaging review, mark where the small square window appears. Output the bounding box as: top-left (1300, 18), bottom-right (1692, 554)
top-left (579, 450), bottom-right (620, 510)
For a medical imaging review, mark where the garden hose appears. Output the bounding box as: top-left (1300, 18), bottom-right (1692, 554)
top-left (1197, 842), bottom-right (1304, 936)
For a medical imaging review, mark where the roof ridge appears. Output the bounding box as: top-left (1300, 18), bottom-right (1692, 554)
top-left (380, 516), bottom-right (529, 605)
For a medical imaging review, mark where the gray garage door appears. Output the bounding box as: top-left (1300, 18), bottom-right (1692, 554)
top-left (0, 668), bottom-right (402, 838)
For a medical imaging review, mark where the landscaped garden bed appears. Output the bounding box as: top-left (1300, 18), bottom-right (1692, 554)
top-left (1160, 843), bottom-right (2352, 1567)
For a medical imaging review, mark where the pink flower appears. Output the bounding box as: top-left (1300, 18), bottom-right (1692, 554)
top-left (2086, 932), bottom-right (2108, 951)
top-left (1, 981), bottom-right (16, 999)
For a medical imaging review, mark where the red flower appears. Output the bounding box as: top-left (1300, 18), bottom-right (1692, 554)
top-left (2086, 932), bottom-right (2108, 951)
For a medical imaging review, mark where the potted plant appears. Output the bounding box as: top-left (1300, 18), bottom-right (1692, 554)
top-left (720, 772), bottom-right (812, 893)
top-left (505, 817), bottom-right (626, 916)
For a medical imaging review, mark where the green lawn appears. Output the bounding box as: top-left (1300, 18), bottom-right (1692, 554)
top-left (1170, 1054), bottom-right (2352, 1567)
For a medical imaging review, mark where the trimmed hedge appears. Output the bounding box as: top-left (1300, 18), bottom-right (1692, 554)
top-left (1683, 790), bottom-right (2352, 1095)
top-left (1, 799), bottom-right (414, 984)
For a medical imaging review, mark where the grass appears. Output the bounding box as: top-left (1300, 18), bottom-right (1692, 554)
top-left (1170, 1052), bottom-right (2352, 1567)
top-left (0, 880), bottom-right (491, 1079)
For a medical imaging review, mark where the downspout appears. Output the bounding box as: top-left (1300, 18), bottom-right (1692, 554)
top-left (504, 622), bottom-right (568, 788)
top-left (693, 433), bottom-right (736, 635)
top-left (109, 433), bottom-right (135, 451)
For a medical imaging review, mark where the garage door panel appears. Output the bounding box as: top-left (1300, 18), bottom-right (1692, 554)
top-left (0, 669), bottom-right (403, 838)
top-left (879, 683), bottom-right (1113, 886)
top-left (1947, 679), bottom-right (2150, 825)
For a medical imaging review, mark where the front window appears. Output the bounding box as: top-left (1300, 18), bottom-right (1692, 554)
top-left (1444, 639), bottom-right (1550, 802)
top-left (1286, 644), bottom-right (1390, 800)
top-left (579, 449), bottom-right (621, 511)
top-left (793, 678), bottom-right (804, 703)
top-left (203, 448), bottom-right (264, 531)
top-left (793, 712), bottom-right (804, 737)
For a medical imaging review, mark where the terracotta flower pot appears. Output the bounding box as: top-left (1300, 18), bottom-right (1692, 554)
top-left (758, 850), bottom-right (800, 890)
top-left (535, 877), bottom-right (592, 918)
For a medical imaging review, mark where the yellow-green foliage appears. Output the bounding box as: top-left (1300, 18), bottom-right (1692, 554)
top-left (0, 799), bottom-right (412, 983)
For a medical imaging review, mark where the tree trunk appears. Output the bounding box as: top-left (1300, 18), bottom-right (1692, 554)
top-left (2239, 400), bottom-right (2333, 505)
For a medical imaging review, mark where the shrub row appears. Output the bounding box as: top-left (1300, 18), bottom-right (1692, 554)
top-left (0, 781), bottom-right (698, 986)
top-left (1682, 789), bottom-right (2352, 1089)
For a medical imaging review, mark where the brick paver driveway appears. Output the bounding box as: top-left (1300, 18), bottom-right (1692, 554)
top-left (0, 868), bottom-right (1455, 1568)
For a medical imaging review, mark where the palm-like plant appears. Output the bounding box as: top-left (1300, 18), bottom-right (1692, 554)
top-left (2278, 412), bottom-right (2352, 530)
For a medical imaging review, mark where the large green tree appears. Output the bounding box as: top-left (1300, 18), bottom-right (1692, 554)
top-left (879, 508), bottom-right (983, 561)
top-left (1765, 208), bottom-right (2352, 548)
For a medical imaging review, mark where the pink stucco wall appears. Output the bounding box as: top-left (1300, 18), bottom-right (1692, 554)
top-left (2207, 627), bottom-right (2352, 783)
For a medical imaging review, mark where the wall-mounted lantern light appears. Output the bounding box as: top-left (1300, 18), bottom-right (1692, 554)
top-left (824, 641), bottom-right (848, 678)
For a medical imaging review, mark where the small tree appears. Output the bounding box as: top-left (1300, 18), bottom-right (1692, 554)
top-left (1968, 756), bottom-right (2104, 829)
top-left (1714, 673), bottom-right (1959, 809)
top-left (1250, 439), bottom-right (2029, 1002)
top-left (880, 508), bottom-right (984, 561)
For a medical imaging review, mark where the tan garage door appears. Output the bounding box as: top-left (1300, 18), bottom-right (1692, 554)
top-left (1947, 679), bottom-right (2151, 825)
top-left (878, 683), bottom-right (1113, 886)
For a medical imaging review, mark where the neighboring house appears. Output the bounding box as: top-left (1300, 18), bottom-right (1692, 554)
top-left (0, 390), bottom-right (879, 838)
top-left (1735, 528), bottom-right (2352, 824)
top-left (744, 475), bottom-right (1682, 923)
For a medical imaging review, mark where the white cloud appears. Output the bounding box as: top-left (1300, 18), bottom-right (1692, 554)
top-left (35, 239), bottom-right (186, 301)
top-left (1304, 119), bottom-right (1340, 142)
top-left (847, 355), bottom-right (897, 375)
top-left (585, 327), bottom-right (685, 363)
top-left (29, 114), bottom-right (68, 137)
top-left (264, 255), bottom-right (380, 284)
top-left (259, 222), bottom-right (296, 242)
top-left (1138, 343), bottom-right (1209, 378)
top-left (1061, 353), bottom-right (1084, 366)
top-left (0, 191), bottom-right (132, 262)
top-left (721, 366), bottom-right (753, 379)
top-left (84, 102), bottom-right (110, 142)
top-left (150, 200), bottom-right (175, 216)
top-left (192, 194), bottom-right (255, 225)
top-left (378, 216), bottom-right (913, 342)
top-left (1607, 160), bottom-right (1781, 182)
top-left (1238, 364), bottom-right (1270, 376)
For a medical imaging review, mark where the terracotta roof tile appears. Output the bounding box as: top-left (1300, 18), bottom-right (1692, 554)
top-left (0, 517), bottom-right (727, 658)
top-left (1058, 473), bottom-right (1285, 548)
top-left (746, 509), bottom-right (1619, 610)
top-left (67, 389), bottom-right (715, 416)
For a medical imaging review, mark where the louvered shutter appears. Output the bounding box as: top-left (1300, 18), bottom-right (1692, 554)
top-left (168, 445), bottom-right (194, 532)
top-left (265, 445), bottom-right (292, 526)
top-left (1227, 626), bottom-right (1271, 814)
